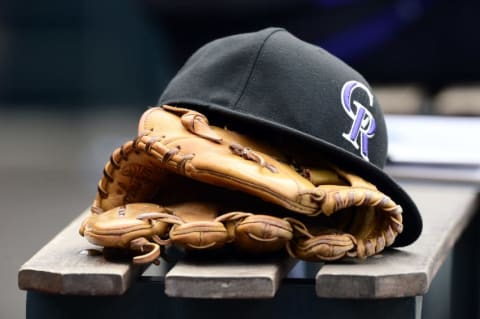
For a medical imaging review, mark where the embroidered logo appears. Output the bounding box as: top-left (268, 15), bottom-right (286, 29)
top-left (341, 80), bottom-right (376, 161)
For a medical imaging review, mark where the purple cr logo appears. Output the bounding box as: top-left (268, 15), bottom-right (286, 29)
top-left (341, 80), bottom-right (376, 161)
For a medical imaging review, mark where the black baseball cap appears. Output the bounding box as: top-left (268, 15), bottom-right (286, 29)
top-left (158, 27), bottom-right (422, 247)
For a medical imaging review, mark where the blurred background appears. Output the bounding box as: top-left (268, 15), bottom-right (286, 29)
top-left (1, 0), bottom-right (479, 317)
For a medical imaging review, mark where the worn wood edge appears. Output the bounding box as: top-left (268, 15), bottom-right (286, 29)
top-left (316, 271), bottom-right (429, 299)
top-left (165, 257), bottom-right (297, 298)
top-left (18, 263), bottom-right (147, 296)
top-left (18, 269), bottom-right (129, 296)
top-left (315, 248), bottom-right (431, 299)
top-left (423, 190), bottom-right (480, 289)
top-left (18, 209), bottom-right (146, 295)
top-left (316, 183), bottom-right (479, 299)
top-left (409, 186), bottom-right (479, 296)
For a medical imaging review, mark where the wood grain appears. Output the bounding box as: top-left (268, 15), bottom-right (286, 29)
top-left (165, 257), bottom-right (297, 298)
top-left (18, 210), bottom-right (147, 295)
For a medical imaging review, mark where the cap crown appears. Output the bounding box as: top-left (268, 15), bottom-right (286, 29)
top-left (160, 27), bottom-right (388, 168)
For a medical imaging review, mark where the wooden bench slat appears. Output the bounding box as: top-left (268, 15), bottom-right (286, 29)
top-left (17, 209), bottom-right (294, 297)
top-left (18, 210), bottom-right (147, 295)
top-left (316, 183), bottom-right (479, 298)
top-left (164, 257), bottom-right (297, 298)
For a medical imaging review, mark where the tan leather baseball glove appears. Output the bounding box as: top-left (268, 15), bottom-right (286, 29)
top-left (79, 106), bottom-right (403, 264)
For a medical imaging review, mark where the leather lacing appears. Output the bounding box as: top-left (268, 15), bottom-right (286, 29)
top-left (96, 130), bottom-right (197, 211)
top-left (283, 198), bottom-right (403, 260)
top-left (229, 142), bottom-right (278, 173)
top-left (129, 210), bottom-right (254, 264)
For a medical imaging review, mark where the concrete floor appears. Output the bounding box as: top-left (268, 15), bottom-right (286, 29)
top-left (0, 107), bottom-right (141, 318)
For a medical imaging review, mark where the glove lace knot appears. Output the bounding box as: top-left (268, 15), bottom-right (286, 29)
top-left (229, 143), bottom-right (278, 173)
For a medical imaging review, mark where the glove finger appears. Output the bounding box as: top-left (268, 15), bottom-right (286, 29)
top-left (170, 221), bottom-right (230, 250)
top-left (286, 232), bottom-right (357, 261)
top-left (233, 214), bottom-right (293, 253)
top-left (167, 201), bottom-right (233, 250)
top-left (80, 203), bottom-right (174, 264)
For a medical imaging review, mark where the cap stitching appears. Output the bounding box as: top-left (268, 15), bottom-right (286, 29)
top-left (232, 28), bottom-right (285, 108)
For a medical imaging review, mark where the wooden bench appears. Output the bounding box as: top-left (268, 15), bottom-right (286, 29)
top-left (18, 178), bottom-right (479, 319)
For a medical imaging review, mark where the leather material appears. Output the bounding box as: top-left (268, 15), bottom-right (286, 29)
top-left (79, 106), bottom-right (403, 264)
